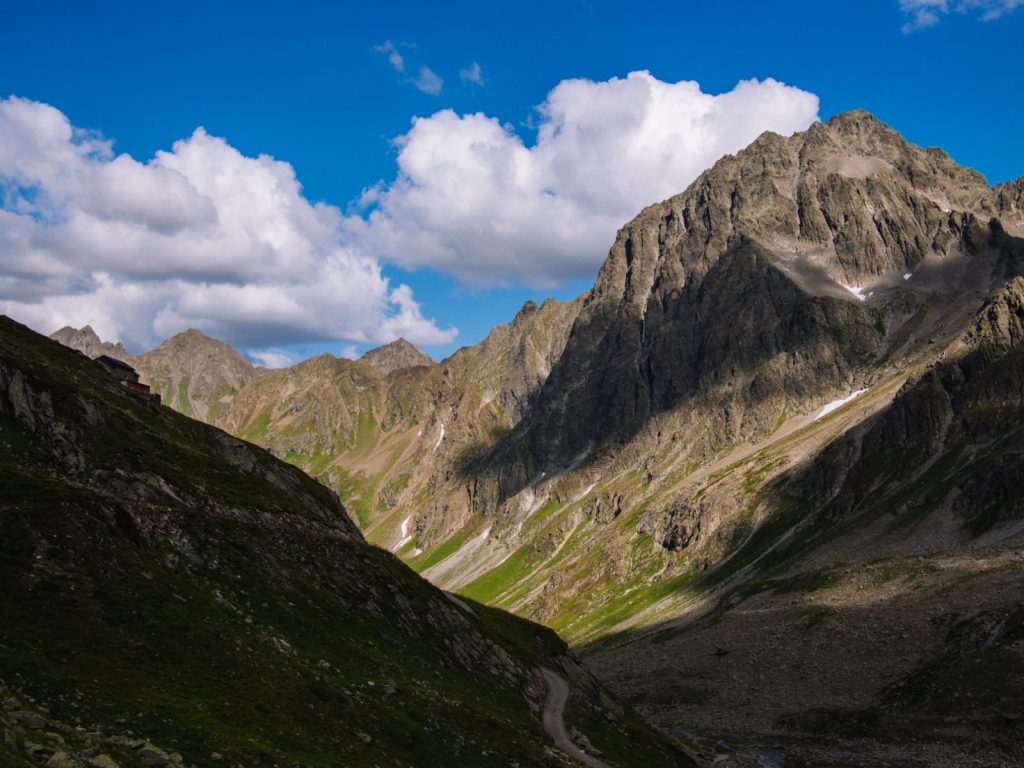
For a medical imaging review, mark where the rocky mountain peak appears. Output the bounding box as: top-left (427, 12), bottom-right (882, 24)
top-left (135, 328), bottom-right (258, 422)
top-left (159, 327), bottom-right (232, 350)
top-left (513, 300), bottom-right (540, 322)
top-left (501, 110), bottom-right (1024, 481)
top-left (48, 324), bottom-right (132, 361)
top-left (997, 177), bottom-right (1024, 233)
top-left (359, 337), bottom-right (434, 374)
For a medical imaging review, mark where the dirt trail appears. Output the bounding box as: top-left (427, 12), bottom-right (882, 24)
top-left (540, 668), bottom-right (610, 768)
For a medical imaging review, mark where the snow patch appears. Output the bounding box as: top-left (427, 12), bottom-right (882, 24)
top-left (392, 515), bottom-right (414, 552)
top-left (903, 273), bottom-right (912, 281)
top-left (432, 422), bottom-right (445, 453)
top-left (814, 389), bottom-right (868, 421)
top-left (841, 283), bottom-right (868, 302)
top-left (412, 548), bottom-right (423, 556)
top-left (518, 488), bottom-right (536, 514)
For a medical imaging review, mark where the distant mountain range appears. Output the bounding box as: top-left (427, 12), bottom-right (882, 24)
top-left (46, 110), bottom-right (1024, 766)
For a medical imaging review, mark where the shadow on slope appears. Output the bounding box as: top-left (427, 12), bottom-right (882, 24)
top-left (0, 316), bottom-right (690, 768)
top-left (571, 279), bottom-right (1024, 763)
top-left (460, 236), bottom-right (919, 508)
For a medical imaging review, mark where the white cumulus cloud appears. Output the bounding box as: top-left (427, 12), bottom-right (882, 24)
top-left (0, 96), bottom-right (456, 352)
top-left (345, 71), bottom-right (819, 286)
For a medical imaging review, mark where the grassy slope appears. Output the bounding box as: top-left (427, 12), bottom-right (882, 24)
top-left (0, 317), bottom-right (688, 768)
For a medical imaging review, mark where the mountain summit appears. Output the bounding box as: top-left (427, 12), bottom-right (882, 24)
top-left (511, 109), bottom-right (1021, 479)
top-left (134, 329), bottom-right (260, 422)
top-left (359, 337), bottom-right (434, 374)
top-left (49, 325), bottom-right (132, 362)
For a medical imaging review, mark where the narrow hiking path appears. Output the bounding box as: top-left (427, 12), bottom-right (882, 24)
top-left (540, 668), bottom-right (611, 768)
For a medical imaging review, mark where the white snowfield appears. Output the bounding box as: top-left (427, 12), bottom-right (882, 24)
top-left (392, 515), bottom-right (414, 552)
top-left (432, 422), bottom-right (445, 453)
top-left (814, 389), bottom-right (868, 421)
top-left (841, 283), bottom-right (869, 301)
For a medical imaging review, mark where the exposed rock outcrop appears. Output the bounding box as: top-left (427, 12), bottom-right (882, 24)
top-left (134, 328), bottom-right (260, 422)
top-left (359, 338), bottom-right (434, 374)
top-left (49, 325), bottom-right (132, 362)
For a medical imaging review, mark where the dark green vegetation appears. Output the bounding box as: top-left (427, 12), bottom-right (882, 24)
top-left (0, 317), bottom-right (689, 768)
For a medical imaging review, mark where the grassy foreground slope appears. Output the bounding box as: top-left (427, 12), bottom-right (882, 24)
top-left (0, 317), bottom-right (688, 768)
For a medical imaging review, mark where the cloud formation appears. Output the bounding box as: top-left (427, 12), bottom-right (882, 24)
top-left (248, 348), bottom-right (295, 369)
top-left (0, 96), bottom-right (456, 352)
top-left (373, 40), bottom-right (406, 72)
top-left (899, 0), bottom-right (1023, 31)
top-left (459, 62), bottom-right (485, 86)
top-left (374, 40), bottom-right (443, 95)
top-left (346, 71), bottom-right (819, 286)
top-left (412, 66), bottom-right (444, 95)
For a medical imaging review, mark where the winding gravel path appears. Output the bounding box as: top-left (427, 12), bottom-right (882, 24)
top-left (540, 668), bottom-right (611, 768)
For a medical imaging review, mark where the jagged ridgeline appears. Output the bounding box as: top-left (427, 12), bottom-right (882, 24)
top-left (0, 318), bottom-right (689, 768)
top-left (79, 111), bottom-right (1024, 641)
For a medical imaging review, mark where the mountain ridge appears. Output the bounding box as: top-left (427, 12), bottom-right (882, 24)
top-left (2, 315), bottom-right (688, 768)
top-left (359, 337), bottom-right (435, 374)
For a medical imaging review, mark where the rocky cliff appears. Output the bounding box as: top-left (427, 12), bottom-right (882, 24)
top-left (588, 278), bottom-right (1024, 767)
top-left (502, 110), bottom-right (1014, 484)
top-left (49, 325), bottom-right (133, 362)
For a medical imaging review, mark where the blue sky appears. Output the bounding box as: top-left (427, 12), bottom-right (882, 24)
top-left (1, 0), bottom-right (1022, 364)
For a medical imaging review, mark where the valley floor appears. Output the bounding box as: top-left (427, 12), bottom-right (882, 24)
top-left (585, 545), bottom-right (1024, 767)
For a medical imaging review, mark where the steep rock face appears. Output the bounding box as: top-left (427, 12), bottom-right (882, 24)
top-left (512, 111), bottom-right (1011, 481)
top-left (791, 276), bottom-right (1024, 533)
top-left (359, 337), bottom-right (434, 373)
top-left (49, 325), bottom-right (132, 362)
top-left (0, 316), bottom-right (686, 768)
top-left (996, 177), bottom-right (1024, 233)
top-left (587, 279), bottom-right (1024, 768)
top-left (135, 328), bottom-right (260, 422)
top-left (388, 112), bottom-right (1024, 651)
